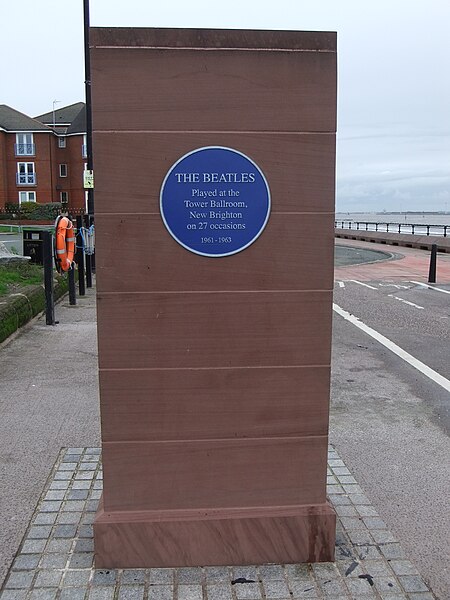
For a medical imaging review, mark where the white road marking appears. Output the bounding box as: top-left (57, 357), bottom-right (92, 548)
top-left (410, 281), bottom-right (450, 295)
top-left (350, 280), bottom-right (378, 290)
top-left (333, 303), bottom-right (450, 394)
top-left (387, 294), bottom-right (424, 310)
top-left (379, 283), bottom-right (410, 289)
top-left (338, 281), bottom-right (345, 288)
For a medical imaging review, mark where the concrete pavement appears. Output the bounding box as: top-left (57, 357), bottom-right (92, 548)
top-left (0, 287), bottom-right (100, 587)
top-left (1, 242), bottom-right (448, 598)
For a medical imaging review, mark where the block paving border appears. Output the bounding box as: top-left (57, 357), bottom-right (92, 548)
top-left (0, 446), bottom-right (436, 600)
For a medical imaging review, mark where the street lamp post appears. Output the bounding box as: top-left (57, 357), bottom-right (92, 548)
top-left (83, 0), bottom-right (94, 216)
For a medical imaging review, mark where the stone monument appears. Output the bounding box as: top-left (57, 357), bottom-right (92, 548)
top-left (91, 27), bottom-right (337, 567)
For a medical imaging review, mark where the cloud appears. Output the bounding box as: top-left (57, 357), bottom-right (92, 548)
top-left (336, 124), bottom-right (450, 211)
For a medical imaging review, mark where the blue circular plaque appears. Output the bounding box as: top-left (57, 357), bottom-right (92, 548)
top-left (160, 146), bottom-right (271, 257)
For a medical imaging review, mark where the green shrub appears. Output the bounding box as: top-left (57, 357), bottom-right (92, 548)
top-left (18, 201), bottom-right (37, 216)
top-left (30, 202), bottom-right (62, 220)
top-left (2, 202), bottom-right (20, 219)
top-left (4, 202), bottom-right (19, 213)
top-left (1, 202), bottom-right (62, 221)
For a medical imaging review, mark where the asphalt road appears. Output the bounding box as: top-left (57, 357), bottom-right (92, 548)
top-left (0, 244), bottom-right (449, 598)
top-left (331, 276), bottom-right (450, 599)
top-left (334, 244), bottom-right (394, 267)
top-left (0, 232), bottom-right (23, 255)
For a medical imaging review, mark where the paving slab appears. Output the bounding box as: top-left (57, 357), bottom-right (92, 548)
top-left (0, 447), bottom-right (436, 600)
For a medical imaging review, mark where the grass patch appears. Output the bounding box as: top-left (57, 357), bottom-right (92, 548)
top-left (0, 264), bottom-right (71, 343)
top-left (0, 262), bottom-right (43, 296)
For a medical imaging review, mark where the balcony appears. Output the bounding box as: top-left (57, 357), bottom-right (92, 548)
top-left (15, 143), bottom-right (35, 156)
top-left (16, 173), bottom-right (37, 185)
top-left (82, 144), bottom-right (87, 158)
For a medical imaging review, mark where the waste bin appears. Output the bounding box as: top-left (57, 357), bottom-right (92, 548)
top-left (23, 231), bottom-right (44, 264)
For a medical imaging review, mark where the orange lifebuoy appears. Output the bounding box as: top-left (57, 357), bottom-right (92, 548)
top-left (55, 216), bottom-right (75, 272)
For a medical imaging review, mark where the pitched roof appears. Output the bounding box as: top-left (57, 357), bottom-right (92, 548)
top-left (66, 105), bottom-right (86, 134)
top-left (0, 105), bottom-right (50, 132)
top-left (35, 102), bottom-right (85, 126)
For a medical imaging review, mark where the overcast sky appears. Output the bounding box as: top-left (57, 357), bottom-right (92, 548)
top-left (2, 0), bottom-right (449, 212)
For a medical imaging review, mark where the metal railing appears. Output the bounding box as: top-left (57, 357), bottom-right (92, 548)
top-left (16, 173), bottom-right (37, 185)
top-left (14, 143), bottom-right (35, 156)
top-left (335, 221), bottom-right (449, 237)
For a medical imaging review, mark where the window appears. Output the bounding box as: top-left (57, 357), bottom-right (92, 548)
top-left (59, 164), bottom-right (67, 177)
top-left (82, 134), bottom-right (87, 158)
top-left (19, 191), bottom-right (36, 203)
top-left (15, 133), bottom-right (35, 156)
top-left (58, 137), bottom-right (66, 148)
top-left (17, 162), bottom-right (36, 185)
top-left (60, 191), bottom-right (69, 204)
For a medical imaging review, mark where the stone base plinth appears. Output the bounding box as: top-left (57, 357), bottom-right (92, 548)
top-left (93, 498), bottom-right (336, 568)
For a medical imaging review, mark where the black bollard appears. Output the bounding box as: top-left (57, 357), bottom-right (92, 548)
top-left (42, 231), bottom-right (55, 325)
top-left (76, 216), bottom-right (86, 296)
top-left (85, 253), bottom-right (92, 288)
top-left (91, 245), bottom-right (96, 274)
top-left (68, 265), bottom-right (77, 305)
top-left (428, 244), bottom-right (437, 284)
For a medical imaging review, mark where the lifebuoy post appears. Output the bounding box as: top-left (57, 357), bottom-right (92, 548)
top-left (84, 214), bottom-right (93, 288)
top-left (76, 216), bottom-right (86, 296)
top-left (42, 230), bottom-right (55, 325)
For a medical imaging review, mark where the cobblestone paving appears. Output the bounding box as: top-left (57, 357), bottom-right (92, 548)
top-left (0, 447), bottom-right (436, 600)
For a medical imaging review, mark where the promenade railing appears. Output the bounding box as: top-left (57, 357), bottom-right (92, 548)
top-left (335, 221), bottom-right (449, 237)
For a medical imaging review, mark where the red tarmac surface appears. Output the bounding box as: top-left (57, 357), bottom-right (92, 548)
top-left (335, 238), bottom-right (450, 283)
